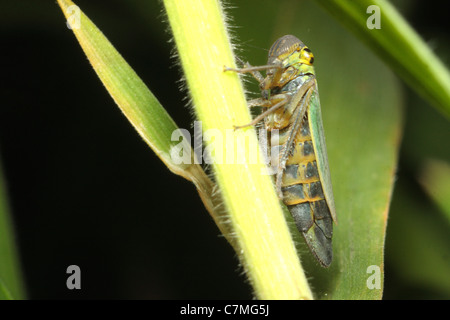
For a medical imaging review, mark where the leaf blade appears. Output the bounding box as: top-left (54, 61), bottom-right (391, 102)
top-left (231, 0), bottom-right (404, 299)
top-left (316, 0), bottom-right (450, 119)
top-left (56, 0), bottom-right (235, 250)
top-left (163, 0), bottom-right (313, 299)
top-left (0, 160), bottom-right (26, 300)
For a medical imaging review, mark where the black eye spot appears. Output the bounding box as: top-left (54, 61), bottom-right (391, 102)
top-left (302, 48), bottom-right (314, 64)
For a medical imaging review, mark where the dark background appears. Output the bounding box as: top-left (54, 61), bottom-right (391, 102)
top-left (0, 0), bottom-right (449, 299)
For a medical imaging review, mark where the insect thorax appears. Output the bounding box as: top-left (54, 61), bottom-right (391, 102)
top-left (264, 74), bottom-right (312, 130)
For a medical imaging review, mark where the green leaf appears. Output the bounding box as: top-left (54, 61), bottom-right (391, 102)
top-left (232, 0), bottom-right (403, 299)
top-left (57, 0), bottom-right (181, 173)
top-left (316, 0), bottom-right (450, 118)
top-left (0, 160), bottom-right (25, 300)
top-left (294, 2), bottom-right (402, 300)
top-left (56, 0), bottom-right (233, 248)
top-left (419, 159), bottom-right (450, 223)
top-left (387, 179), bottom-right (450, 298)
top-left (163, 0), bottom-right (313, 299)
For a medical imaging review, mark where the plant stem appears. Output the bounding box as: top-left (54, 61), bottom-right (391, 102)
top-left (163, 0), bottom-right (312, 299)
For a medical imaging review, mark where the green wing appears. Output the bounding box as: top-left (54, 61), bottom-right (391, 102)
top-left (308, 82), bottom-right (337, 223)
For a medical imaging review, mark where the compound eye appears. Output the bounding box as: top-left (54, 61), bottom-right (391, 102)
top-left (302, 48), bottom-right (314, 65)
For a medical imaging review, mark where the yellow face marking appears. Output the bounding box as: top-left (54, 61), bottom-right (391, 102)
top-left (299, 47), bottom-right (314, 66)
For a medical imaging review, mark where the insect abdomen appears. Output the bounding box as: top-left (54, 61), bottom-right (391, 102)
top-left (280, 119), bottom-right (333, 267)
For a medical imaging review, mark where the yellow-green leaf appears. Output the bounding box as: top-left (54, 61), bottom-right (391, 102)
top-left (163, 0), bottom-right (312, 299)
top-left (316, 0), bottom-right (450, 118)
top-left (56, 0), bottom-right (233, 247)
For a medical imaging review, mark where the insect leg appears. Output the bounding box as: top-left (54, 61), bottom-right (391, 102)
top-left (224, 63), bottom-right (282, 84)
top-left (274, 79), bottom-right (316, 198)
top-left (234, 57), bottom-right (265, 83)
top-left (246, 97), bottom-right (271, 109)
top-left (224, 64), bottom-right (280, 74)
top-left (234, 94), bottom-right (289, 130)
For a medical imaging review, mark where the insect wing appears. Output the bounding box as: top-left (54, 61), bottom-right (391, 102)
top-left (308, 83), bottom-right (337, 223)
top-left (292, 82), bottom-right (336, 267)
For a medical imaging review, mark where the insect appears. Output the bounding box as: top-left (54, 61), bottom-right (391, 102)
top-left (225, 35), bottom-right (337, 267)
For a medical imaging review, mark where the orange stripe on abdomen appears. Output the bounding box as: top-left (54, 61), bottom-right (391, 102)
top-left (282, 181), bottom-right (325, 205)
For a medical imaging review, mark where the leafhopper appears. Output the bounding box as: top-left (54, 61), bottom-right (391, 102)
top-left (226, 35), bottom-right (337, 267)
